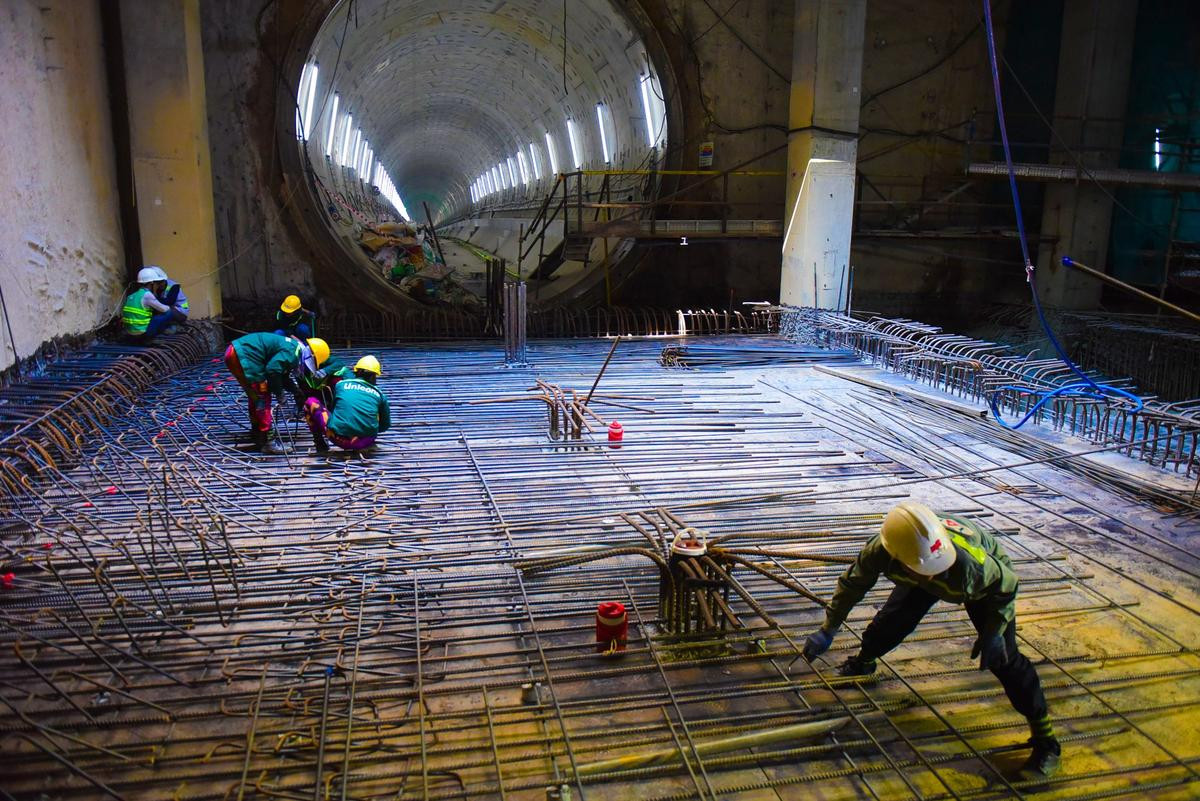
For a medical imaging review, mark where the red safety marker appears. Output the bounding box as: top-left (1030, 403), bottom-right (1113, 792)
top-left (105, 486), bottom-right (117, 495)
top-left (596, 601), bottom-right (628, 654)
top-left (607, 421), bottom-right (623, 448)
top-left (1, 573), bottom-right (14, 590)
top-left (205, 385), bottom-right (214, 392)
top-left (41, 542), bottom-right (53, 550)
top-left (82, 501), bottom-right (93, 508)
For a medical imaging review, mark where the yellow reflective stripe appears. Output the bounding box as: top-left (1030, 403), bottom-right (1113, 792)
top-left (950, 532), bottom-right (987, 564)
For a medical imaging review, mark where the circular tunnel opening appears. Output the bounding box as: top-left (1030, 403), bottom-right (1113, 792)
top-left (290, 0), bottom-right (672, 312)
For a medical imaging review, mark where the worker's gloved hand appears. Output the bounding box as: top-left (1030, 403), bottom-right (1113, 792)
top-left (971, 632), bottom-right (1007, 671)
top-left (802, 628), bottom-right (834, 661)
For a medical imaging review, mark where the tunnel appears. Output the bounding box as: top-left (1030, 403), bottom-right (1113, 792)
top-left (281, 0), bottom-right (675, 311)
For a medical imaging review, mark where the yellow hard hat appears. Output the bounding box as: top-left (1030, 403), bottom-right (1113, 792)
top-left (281, 294), bottom-right (302, 314)
top-left (306, 338), bottom-right (330, 367)
top-left (879, 501), bottom-right (956, 576)
top-left (354, 355), bottom-right (382, 376)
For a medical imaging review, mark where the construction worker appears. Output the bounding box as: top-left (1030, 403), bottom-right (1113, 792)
top-left (121, 267), bottom-right (181, 342)
top-left (153, 268), bottom-right (189, 322)
top-left (223, 333), bottom-right (330, 452)
top-left (304, 355), bottom-right (390, 452)
top-left (296, 354), bottom-right (353, 409)
top-left (802, 501), bottom-right (1060, 780)
top-left (275, 295), bottom-right (317, 339)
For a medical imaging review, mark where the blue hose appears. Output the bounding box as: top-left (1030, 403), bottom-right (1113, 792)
top-left (979, 0), bottom-right (1143, 429)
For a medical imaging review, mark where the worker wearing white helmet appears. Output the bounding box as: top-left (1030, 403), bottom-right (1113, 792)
top-left (121, 266), bottom-right (182, 341)
top-left (149, 266), bottom-right (189, 322)
top-left (802, 501), bottom-right (1060, 780)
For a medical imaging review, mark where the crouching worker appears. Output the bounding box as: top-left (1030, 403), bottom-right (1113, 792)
top-left (304, 356), bottom-right (390, 452)
top-left (224, 333), bottom-right (330, 453)
top-left (122, 267), bottom-right (182, 342)
top-left (801, 501), bottom-right (1060, 780)
top-left (275, 295), bottom-right (317, 339)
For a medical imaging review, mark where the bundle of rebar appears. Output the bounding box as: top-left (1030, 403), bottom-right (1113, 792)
top-left (660, 343), bottom-right (861, 369)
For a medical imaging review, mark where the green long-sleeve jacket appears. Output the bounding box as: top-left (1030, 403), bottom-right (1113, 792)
top-left (823, 514), bottom-right (1019, 638)
top-left (327, 378), bottom-right (391, 438)
top-left (231, 332), bottom-right (302, 393)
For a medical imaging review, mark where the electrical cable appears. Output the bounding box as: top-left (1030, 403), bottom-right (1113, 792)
top-left (979, 0), bottom-right (1143, 430)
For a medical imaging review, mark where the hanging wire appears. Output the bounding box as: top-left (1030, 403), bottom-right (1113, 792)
top-left (979, 0), bottom-right (1143, 430)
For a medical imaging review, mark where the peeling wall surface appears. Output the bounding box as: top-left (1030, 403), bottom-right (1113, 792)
top-left (0, 1), bottom-right (125, 370)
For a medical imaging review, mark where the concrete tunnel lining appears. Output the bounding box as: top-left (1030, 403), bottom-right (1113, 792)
top-left (284, 0), bottom-right (672, 309)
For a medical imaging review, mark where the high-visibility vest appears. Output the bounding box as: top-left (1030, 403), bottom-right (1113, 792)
top-left (166, 281), bottom-right (189, 313)
top-left (122, 289), bottom-right (152, 333)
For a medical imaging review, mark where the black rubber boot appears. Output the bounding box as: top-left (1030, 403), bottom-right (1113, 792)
top-left (312, 432), bottom-right (329, 453)
top-left (1019, 737), bottom-right (1061, 780)
top-left (837, 655), bottom-right (877, 676)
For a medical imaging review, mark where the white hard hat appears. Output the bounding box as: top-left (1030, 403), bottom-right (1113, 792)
top-left (150, 266), bottom-right (169, 281)
top-left (880, 502), bottom-right (957, 576)
top-left (137, 267), bottom-right (162, 284)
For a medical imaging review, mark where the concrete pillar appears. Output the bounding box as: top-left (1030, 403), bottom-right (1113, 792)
top-left (781, 0), bottom-right (866, 310)
top-left (119, 0), bottom-right (221, 318)
top-left (1035, 0), bottom-right (1138, 309)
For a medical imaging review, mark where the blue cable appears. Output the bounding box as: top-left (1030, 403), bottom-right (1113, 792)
top-left (979, 0), bottom-right (1143, 430)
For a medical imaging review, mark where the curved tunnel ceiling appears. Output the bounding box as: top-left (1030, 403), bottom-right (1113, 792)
top-left (302, 0), bottom-right (667, 222)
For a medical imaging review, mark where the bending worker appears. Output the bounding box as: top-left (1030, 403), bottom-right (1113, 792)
top-left (122, 267), bottom-right (182, 342)
top-left (304, 355), bottom-right (390, 452)
top-left (802, 501), bottom-right (1059, 780)
top-left (275, 295), bottom-right (317, 339)
top-left (224, 332), bottom-right (330, 453)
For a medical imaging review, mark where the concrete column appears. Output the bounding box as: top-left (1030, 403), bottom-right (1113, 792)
top-left (781, 0), bottom-right (866, 310)
top-left (119, 0), bottom-right (221, 318)
top-left (1035, 0), bottom-right (1138, 309)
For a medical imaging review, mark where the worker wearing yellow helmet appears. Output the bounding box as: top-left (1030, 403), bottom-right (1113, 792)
top-left (223, 333), bottom-right (331, 453)
top-left (274, 294), bottom-right (317, 339)
top-left (303, 355), bottom-right (390, 452)
top-left (801, 501), bottom-right (1059, 780)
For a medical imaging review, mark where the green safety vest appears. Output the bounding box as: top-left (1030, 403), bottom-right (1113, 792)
top-left (122, 288), bottom-right (152, 333)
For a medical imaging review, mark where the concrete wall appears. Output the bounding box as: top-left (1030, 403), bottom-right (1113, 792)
top-left (199, 0), bottom-right (319, 308)
top-left (851, 0), bottom-right (1028, 324)
top-left (0, 1), bottom-right (126, 370)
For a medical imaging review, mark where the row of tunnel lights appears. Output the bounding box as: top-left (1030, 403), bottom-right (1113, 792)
top-left (468, 73), bottom-right (666, 206)
top-left (295, 63), bottom-right (411, 221)
top-left (297, 63), bottom-right (668, 218)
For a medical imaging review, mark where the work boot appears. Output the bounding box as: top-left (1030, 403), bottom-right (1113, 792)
top-left (260, 436), bottom-right (287, 455)
top-left (836, 655), bottom-right (877, 676)
top-left (1019, 737), bottom-right (1061, 780)
top-left (311, 432), bottom-right (329, 453)
top-left (249, 429), bottom-right (268, 447)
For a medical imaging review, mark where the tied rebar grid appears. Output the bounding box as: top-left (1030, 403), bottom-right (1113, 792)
top-left (0, 336), bottom-right (1197, 801)
top-left (781, 308), bottom-right (1200, 479)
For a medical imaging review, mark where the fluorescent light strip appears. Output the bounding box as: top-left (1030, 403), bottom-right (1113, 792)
top-left (567, 118), bottom-right (582, 169)
top-left (340, 114), bottom-right (353, 165)
top-left (596, 103), bottom-right (611, 164)
top-left (545, 132), bottom-right (559, 174)
top-left (302, 63), bottom-right (318, 140)
top-left (325, 94), bottom-right (340, 157)
top-left (528, 143), bottom-right (542, 180)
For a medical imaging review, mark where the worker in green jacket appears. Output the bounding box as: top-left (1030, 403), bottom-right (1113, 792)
top-left (802, 501), bottom-right (1059, 780)
top-left (223, 333), bottom-right (330, 452)
top-left (304, 355), bottom-right (390, 452)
